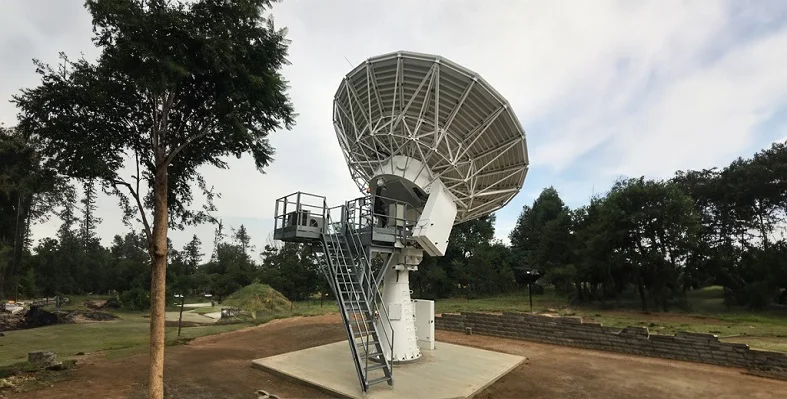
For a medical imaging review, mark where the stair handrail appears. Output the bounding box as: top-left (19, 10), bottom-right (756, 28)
top-left (325, 209), bottom-right (394, 390)
top-left (343, 218), bottom-right (395, 378)
top-left (323, 218), bottom-right (374, 389)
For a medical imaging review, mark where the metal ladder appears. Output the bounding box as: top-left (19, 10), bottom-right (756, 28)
top-left (320, 209), bottom-right (394, 392)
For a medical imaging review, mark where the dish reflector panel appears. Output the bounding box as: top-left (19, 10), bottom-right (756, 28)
top-left (333, 51), bottom-right (530, 223)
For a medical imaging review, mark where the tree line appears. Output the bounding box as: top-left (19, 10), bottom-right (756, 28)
top-left (3, 124), bottom-right (786, 311)
top-left (0, 139), bottom-right (324, 308)
top-left (508, 142), bottom-right (787, 311)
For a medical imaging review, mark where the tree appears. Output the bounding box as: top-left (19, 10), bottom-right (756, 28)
top-left (0, 126), bottom-right (64, 299)
top-left (80, 179), bottom-right (102, 252)
top-left (602, 177), bottom-right (701, 311)
top-left (509, 187), bottom-right (573, 275)
top-left (259, 242), bottom-right (321, 301)
top-left (12, 1), bottom-right (295, 397)
top-left (211, 219), bottom-right (225, 262)
top-left (232, 224), bottom-right (252, 256)
top-left (183, 234), bottom-right (204, 273)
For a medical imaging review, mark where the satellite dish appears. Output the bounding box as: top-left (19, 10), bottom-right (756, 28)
top-left (273, 51), bottom-right (530, 391)
top-left (333, 51), bottom-right (529, 224)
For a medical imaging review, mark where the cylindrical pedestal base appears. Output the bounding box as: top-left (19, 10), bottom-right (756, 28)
top-left (375, 268), bottom-right (422, 363)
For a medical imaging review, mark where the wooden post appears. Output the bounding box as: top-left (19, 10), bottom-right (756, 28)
top-left (177, 295), bottom-right (185, 337)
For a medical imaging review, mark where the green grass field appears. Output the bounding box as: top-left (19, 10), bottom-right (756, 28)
top-left (0, 298), bottom-right (338, 368)
top-left (3, 286), bottom-right (784, 374)
top-left (0, 312), bottom-right (253, 367)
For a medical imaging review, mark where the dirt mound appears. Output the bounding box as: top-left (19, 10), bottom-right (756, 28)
top-left (223, 283), bottom-right (291, 318)
top-left (85, 299), bottom-right (108, 309)
top-left (84, 298), bottom-right (120, 310)
top-left (80, 311), bottom-right (117, 321)
top-left (22, 306), bottom-right (59, 329)
top-left (104, 298), bottom-right (121, 309)
top-left (66, 310), bottom-right (118, 323)
top-left (1, 307), bottom-right (118, 331)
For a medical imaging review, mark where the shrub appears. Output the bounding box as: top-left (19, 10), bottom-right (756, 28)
top-left (120, 287), bottom-right (150, 310)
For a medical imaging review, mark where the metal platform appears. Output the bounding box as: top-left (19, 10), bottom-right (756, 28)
top-left (252, 340), bottom-right (525, 399)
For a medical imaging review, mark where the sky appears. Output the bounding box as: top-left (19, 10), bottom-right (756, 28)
top-left (2, 0), bottom-right (787, 260)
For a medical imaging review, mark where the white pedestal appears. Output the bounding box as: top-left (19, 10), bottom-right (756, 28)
top-left (375, 268), bottom-right (421, 362)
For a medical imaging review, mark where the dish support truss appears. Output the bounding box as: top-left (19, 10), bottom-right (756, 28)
top-left (273, 192), bottom-right (431, 392)
top-left (333, 51), bottom-right (529, 223)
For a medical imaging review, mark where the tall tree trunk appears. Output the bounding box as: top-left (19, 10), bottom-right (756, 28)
top-left (10, 192), bottom-right (30, 301)
top-left (149, 167), bottom-right (168, 399)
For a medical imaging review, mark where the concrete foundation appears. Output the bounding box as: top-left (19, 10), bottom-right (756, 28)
top-left (252, 340), bottom-right (525, 399)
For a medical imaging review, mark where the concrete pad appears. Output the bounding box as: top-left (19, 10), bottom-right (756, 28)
top-left (252, 341), bottom-right (525, 399)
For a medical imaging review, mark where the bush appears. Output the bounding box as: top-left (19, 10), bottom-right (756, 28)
top-left (544, 265), bottom-right (577, 295)
top-left (723, 281), bottom-right (779, 310)
top-left (742, 281), bottom-right (778, 310)
top-left (120, 287), bottom-right (150, 310)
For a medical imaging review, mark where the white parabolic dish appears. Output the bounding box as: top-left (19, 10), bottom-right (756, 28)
top-left (333, 51), bottom-right (530, 223)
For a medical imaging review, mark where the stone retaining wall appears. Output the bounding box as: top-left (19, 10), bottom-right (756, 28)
top-left (435, 312), bottom-right (787, 381)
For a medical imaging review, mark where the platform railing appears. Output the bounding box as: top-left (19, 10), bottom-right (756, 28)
top-left (273, 192), bottom-right (327, 234)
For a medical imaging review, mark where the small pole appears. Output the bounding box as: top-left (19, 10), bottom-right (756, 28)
top-left (177, 294), bottom-right (185, 337)
top-left (529, 283), bottom-right (533, 314)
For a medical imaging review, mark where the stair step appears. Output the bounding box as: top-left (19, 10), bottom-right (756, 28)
top-left (366, 363), bottom-right (387, 372)
top-left (350, 324), bottom-right (375, 331)
top-left (366, 376), bottom-right (392, 387)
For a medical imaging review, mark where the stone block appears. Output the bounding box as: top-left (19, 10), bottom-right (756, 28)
top-left (28, 351), bottom-right (61, 368)
top-left (619, 326), bottom-right (649, 338)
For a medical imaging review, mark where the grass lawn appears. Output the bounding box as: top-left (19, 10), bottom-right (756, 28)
top-left (435, 286), bottom-right (787, 353)
top-left (0, 312), bottom-right (255, 367)
top-left (5, 287), bottom-right (783, 372)
top-left (0, 298), bottom-right (339, 368)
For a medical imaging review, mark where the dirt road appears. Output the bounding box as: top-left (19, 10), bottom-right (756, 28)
top-left (8, 314), bottom-right (786, 399)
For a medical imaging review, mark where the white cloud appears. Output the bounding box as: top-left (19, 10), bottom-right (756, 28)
top-left (603, 27), bottom-right (787, 178)
top-left (2, 0), bottom-right (787, 257)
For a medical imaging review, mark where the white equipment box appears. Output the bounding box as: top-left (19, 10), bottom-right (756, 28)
top-left (413, 299), bottom-right (435, 350)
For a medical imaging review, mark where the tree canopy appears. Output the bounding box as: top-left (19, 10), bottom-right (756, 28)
top-left (509, 142), bottom-right (787, 310)
top-left (11, 1), bottom-right (295, 397)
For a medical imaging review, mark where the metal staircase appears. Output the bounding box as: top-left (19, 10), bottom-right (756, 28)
top-left (320, 208), bottom-right (394, 392)
top-left (273, 192), bottom-right (395, 393)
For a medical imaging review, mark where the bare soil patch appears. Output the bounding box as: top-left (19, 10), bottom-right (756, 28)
top-left (6, 314), bottom-right (786, 399)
